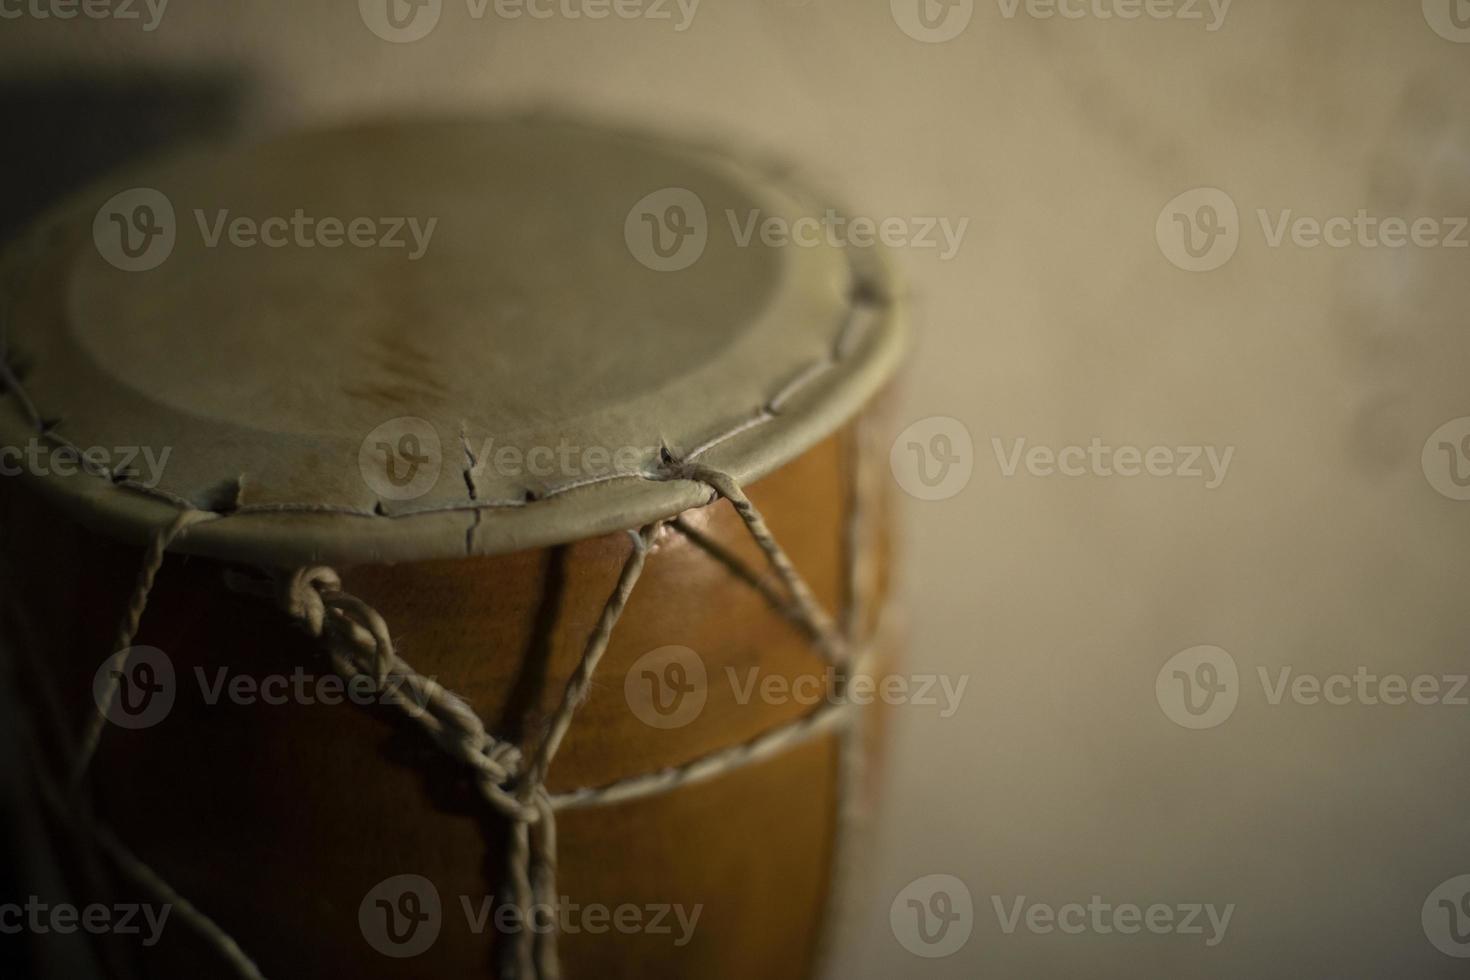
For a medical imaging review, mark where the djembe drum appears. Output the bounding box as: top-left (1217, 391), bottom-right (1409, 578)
top-left (0, 115), bottom-right (905, 979)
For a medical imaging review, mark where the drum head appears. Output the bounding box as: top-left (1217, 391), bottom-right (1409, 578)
top-left (0, 115), bottom-right (904, 565)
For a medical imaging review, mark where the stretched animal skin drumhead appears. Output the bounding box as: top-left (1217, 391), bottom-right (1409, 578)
top-left (0, 115), bottom-right (904, 565)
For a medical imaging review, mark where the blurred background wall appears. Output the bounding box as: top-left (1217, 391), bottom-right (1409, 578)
top-left (3, 1), bottom-right (1470, 976)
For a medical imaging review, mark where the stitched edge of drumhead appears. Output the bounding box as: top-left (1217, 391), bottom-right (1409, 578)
top-left (0, 116), bottom-right (907, 567)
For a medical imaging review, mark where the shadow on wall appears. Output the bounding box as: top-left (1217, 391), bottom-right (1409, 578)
top-left (0, 70), bottom-right (255, 239)
top-left (0, 67), bottom-right (256, 980)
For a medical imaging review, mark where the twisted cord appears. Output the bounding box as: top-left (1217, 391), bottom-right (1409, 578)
top-left (71, 509), bottom-right (218, 789)
top-left (502, 523), bottom-right (658, 980)
top-left (51, 460), bottom-right (867, 980)
top-left (673, 462), bottom-right (848, 666)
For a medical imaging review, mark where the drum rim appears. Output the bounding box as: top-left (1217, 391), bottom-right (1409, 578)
top-left (0, 114), bottom-right (907, 566)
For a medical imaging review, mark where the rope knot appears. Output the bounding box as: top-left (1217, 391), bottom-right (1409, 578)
top-left (280, 566), bottom-right (341, 637)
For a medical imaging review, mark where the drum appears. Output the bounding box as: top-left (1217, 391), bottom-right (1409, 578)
top-left (0, 115), bottom-right (905, 979)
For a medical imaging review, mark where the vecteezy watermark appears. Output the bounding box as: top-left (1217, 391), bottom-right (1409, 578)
top-left (1422, 417), bottom-right (1470, 501)
top-left (488, 0), bottom-right (699, 28)
top-left (358, 874), bottom-right (702, 958)
top-left (992, 437), bottom-right (1234, 489)
top-left (1157, 186), bottom-right (1470, 272)
top-left (0, 897), bottom-right (171, 946)
top-left (889, 416), bottom-right (975, 501)
top-left (993, 0), bottom-right (1230, 29)
top-left (725, 210), bottom-right (969, 261)
top-left (1424, 874), bottom-right (1470, 958)
top-left (93, 647), bottom-right (176, 731)
top-left (624, 646), bottom-right (967, 729)
top-left (465, 437), bottom-right (659, 483)
top-left (891, 874), bottom-right (974, 958)
top-left (889, 424), bottom-right (1230, 499)
top-left (889, 0), bottom-right (1229, 43)
top-left (358, 0), bottom-right (443, 43)
top-left (360, 417), bottom-right (444, 502)
top-left (360, 875), bottom-right (442, 958)
top-left (890, 0), bottom-right (973, 42)
top-left (1158, 646), bottom-right (1470, 730)
top-left (93, 188), bottom-right (437, 273)
top-left (990, 895), bottom-right (1234, 946)
top-left (92, 647), bottom-right (437, 731)
top-left (0, 0), bottom-right (169, 30)
top-left (1255, 667), bottom-right (1470, 708)
top-left (624, 188), bottom-right (969, 272)
top-left (193, 210), bottom-right (436, 259)
top-left (194, 666), bottom-right (435, 714)
top-left (1155, 187), bottom-right (1239, 272)
top-left (460, 896), bottom-right (701, 947)
top-left (93, 188), bottom-right (177, 273)
top-left (999, 0), bottom-right (1228, 28)
top-left (1422, 0), bottom-right (1470, 43)
top-left (0, 438), bottom-right (171, 486)
top-left (1156, 645), bottom-right (1238, 729)
top-left (359, 416), bottom-right (664, 503)
top-left (889, 875), bottom-right (1233, 956)
top-left (625, 646), bottom-right (709, 730)
top-left (358, 0), bottom-right (698, 43)
top-left (624, 188), bottom-right (708, 272)
top-left (727, 666), bottom-right (968, 717)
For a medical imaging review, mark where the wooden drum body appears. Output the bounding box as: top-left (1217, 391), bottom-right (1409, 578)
top-left (0, 117), bottom-right (905, 980)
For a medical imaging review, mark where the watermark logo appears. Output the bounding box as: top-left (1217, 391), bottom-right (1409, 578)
top-left (894, 0), bottom-right (1230, 37)
top-left (891, 874), bottom-right (974, 957)
top-left (1156, 645), bottom-right (1238, 730)
top-left (0, 440), bottom-right (170, 486)
top-left (993, 895), bottom-right (1232, 945)
top-left (1258, 666), bottom-right (1470, 708)
top-left (625, 646), bottom-right (708, 729)
top-left (992, 437), bottom-right (1233, 488)
top-left (0, 898), bottom-right (170, 946)
top-left (727, 209), bottom-right (968, 260)
top-left (463, 895), bottom-right (701, 944)
top-left (492, 0), bottom-right (700, 29)
top-left (1161, 188), bottom-right (1470, 271)
top-left (1422, 417), bottom-right (1470, 501)
top-left (1158, 652), bottom-right (1470, 728)
top-left (360, 417), bottom-right (443, 501)
top-left (91, 655), bottom-right (439, 728)
top-left (0, 0), bottom-right (169, 30)
top-left (92, 646), bottom-right (175, 731)
top-left (995, 0), bottom-right (1230, 29)
top-left (1156, 187), bottom-right (1239, 272)
top-left (93, 188), bottom-right (176, 273)
top-left (891, 0), bottom-right (974, 42)
top-left (1423, 0), bottom-right (1470, 43)
top-left (359, 0), bottom-right (442, 42)
top-left (363, 423), bottom-right (664, 500)
top-left (890, 416), bottom-right (974, 501)
top-left (1424, 875), bottom-right (1470, 957)
top-left (94, 190), bottom-right (436, 271)
top-left (729, 666), bottom-right (968, 717)
top-left (360, 874), bottom-right (442, 958)
top-left (195, 666), bottom-right (436, 716)
top-left (193, 210), bottom-right (436, 259)
top-left (361, 0), bottom-right (698, 38)
top-left (465, 437), bottom-right (656, 483)
top-left (625, 188), bottom-right (708, 272)
top-left (1422, 875), bottom-right (1470, 952)
top-left (1256, 210), bottom-right (1468, 250)
top-left (626, 189), bottom-right (968, 269)
top-left (1164, 652), bottom-right (1470, 730)
top-left (359, 875), bottom-right (699, 955)
top-left (624, 646), bottom-right (962, 727)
